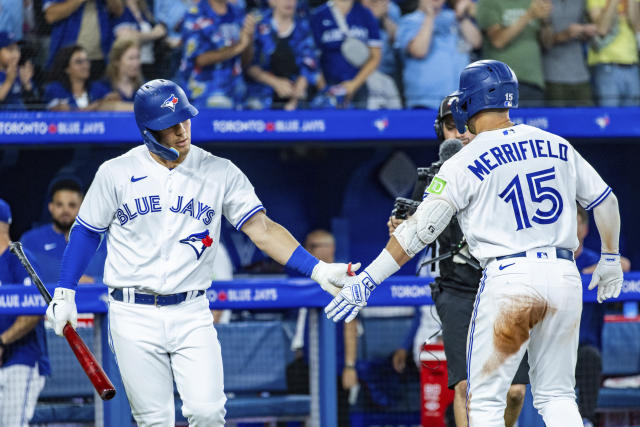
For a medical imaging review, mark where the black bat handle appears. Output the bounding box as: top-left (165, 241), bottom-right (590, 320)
top-left (9, 241), bottom-right (53, 304)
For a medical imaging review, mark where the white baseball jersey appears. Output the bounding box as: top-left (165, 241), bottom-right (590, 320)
top-left (427, 124), bottom-right (610, 266)
top-left (77, 145), bottom-right (263, 294)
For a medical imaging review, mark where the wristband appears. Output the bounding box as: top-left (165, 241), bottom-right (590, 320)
top-left (364, 249), bottom-right (401, 286)
top-left (286, 245), bottom-right (320, 277)
top-left (345, 362), bottom-right (356, 369)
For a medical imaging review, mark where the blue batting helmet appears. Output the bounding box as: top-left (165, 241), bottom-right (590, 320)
top-left (134, 79), bottom-right (198, 161)
top-left (450, 60), bottom-right (518, 133)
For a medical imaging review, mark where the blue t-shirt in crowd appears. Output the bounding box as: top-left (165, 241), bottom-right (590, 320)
top-left (247, 10), bottom-right (319, 108)
top-left (43, 0), bottom-right (114, 67)
top-left (395, 8), bottom-right (470, 108)
top-left (0, 70), bottom-right (26, 110)
top-left (378, 1), bottom-right (400, 77)
top-left (43, 81), bottom-right (110, 110)
top-left (0, 248), bottom-right (50, 375)
top-left (21, 224), bottom-right (108, 285)
top-left (180, 2), bottom-right (246, 109)
top-left (310, 1), bottom-right (381, 85)
top-left (576, 246), bottom-right (604, 349)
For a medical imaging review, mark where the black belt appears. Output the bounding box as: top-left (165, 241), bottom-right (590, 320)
top-left (110, 289), bottom-right (204, 306)
top-left (496, 248), bottom-right (574, 262)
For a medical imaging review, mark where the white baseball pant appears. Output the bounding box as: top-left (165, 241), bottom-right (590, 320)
top-left (0, 363), bottom-right (45, 427)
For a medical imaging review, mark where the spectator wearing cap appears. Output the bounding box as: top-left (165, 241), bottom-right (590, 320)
top-left (310, 0), bottom-right (382, 108)
top-left (476, 0), bottom-right (554, 106)
top-left (179, 0), bottom-right (256, 109)
top-left (21, 178), bottom-right (107, 285)
top-left (246, 0), bottom-right (321, 110)
top-left (395, 0), bottom-right (482, 109)
top-left (587, 0), bottom-right (640, 106)
top-left (0, 32), bottom-right (39, 110)
top-left (0, 198), bottom-right (50, 427)
top-left (111, 0), bottom-right (167, 80)
top-left (44, 0), bottom-right (124, 80)
top-left (0, 0), bottom-right (24, 40)
top-left (543, 0), bottom-right (597, 107)
top-left (43, 44), bottom-right (110, 111)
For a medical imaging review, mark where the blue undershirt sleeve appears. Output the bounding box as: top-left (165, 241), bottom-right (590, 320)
top-left (57, 223), bottom-right (103, 290)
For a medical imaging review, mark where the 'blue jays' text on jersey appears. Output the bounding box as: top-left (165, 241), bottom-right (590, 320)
top-left (180, 2), bottom-right (246, 109)
top-left (310, 1), bottom-right (381, 85)
top-left (0, 249), bottom-right (50, 375)
top-left (77, 145), bottom-right (264, 294)
top-left (43, 0), bottom-right (113, 67)
top-left (246, 10), bottom-right (320, 109)
top-left (427, 124), bottom-right (610, 266)
top-left (21, 224), bottom-right (108, 285)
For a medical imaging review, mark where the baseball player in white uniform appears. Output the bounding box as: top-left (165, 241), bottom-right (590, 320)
top-left (325, 60), bottom-right (624, 426)
top-left (43, 79), bottom-right (357, 426)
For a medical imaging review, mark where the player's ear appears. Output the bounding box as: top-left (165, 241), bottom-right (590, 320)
top-left (48, 201), bottom-right (54, 215)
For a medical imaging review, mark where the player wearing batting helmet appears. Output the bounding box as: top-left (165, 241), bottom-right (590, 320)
top-left (45, 79), bottom-right (360, 426)
top-left (326, 59), bottom-right (623, 427)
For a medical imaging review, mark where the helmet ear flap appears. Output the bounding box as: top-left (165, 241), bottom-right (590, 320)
top-left (143, 129), bottom-right (179, 161)
top-left (450, 98), bottom-right (467, 134)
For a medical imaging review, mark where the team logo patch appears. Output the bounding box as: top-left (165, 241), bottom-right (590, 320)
top-left (161, 94), bottom-right (179, 111)
top-left (179, 229), bottom-right (213, 260)
top-left (426, 177), bottom-right (447, 195)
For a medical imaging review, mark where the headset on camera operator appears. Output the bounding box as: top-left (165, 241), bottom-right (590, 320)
top-left (388, 94), bottom-right (529, 427)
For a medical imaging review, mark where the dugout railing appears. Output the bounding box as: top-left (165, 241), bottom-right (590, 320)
top-left (1, 274), bottom-right (640, 427)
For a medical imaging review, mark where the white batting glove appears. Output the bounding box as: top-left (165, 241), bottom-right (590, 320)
top-left (588, 254), bottom-right (623, 303)
top-left (45, 288), bottom-right (78, 336)
top-left (325, 271), bottom-right (378, 323)
top-left (311, 261), bottom-right (361, 296)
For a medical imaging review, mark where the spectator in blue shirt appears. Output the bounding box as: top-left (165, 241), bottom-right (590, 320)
top-left (180, 0), bottom-right (256, 109)
top-left (111, 0), bottom-right (167, 79)
top-left (21, 177), bottom-right (107, 285)
top-left (43, 44), bottom-right (110, 110)
top-left (97, 37), bottom-right (143, 110)
top-left (310, 0), bottom-right (382, 108)
top-left (0, 198), bottom-right (50, 427)
top-left (44, 0), bottom-right (124, 80)
top-left (361, 0), bottom-right (401, 79)
top-left (0, 33), bottom-right (39, 110)
top-left (246, 0), bottom-right (320, 110)
top-left (574, 205), bottom-right (630, 426)
top-left (395, 0), bottom-right (481, 108)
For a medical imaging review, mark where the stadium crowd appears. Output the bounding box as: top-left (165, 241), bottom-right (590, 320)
top-left (1, 0), bottom-right (640, 111)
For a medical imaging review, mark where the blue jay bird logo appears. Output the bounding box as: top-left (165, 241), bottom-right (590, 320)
top-left (179, 229), bottom-right (213, 260)
top-left (161, 94), bottom-right (179, 112)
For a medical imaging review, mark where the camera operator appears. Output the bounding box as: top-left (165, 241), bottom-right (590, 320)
top-left (388, 95), bottom-right (529, 427)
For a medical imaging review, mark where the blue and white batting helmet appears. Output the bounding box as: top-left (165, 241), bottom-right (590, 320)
top-left (134, 79), bottom-right (199, 161)
top-left (450, 60), bottom-right (518, 133)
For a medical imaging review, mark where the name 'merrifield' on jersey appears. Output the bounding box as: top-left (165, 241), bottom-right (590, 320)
top-left (467, 137), bottom-right (569, 181)
top-left (115, 195), bottom-right (216, 226)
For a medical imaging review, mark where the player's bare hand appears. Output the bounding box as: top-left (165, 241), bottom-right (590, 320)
top-left (325, 272), bottom-right (376, 322)
top-left (387, 215), bottom-right (404, 236)
top-left (45, 288), bottom-right (78, 336)
top-left (311, 261), bottom-right (361, 296)
top-left (588, 254), bottom-right (623, 303)
top-left (392, 348), bottom-right (407, 373)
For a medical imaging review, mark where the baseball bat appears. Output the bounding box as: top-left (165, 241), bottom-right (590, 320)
top-left (9, 242), bottom-right (116, 400)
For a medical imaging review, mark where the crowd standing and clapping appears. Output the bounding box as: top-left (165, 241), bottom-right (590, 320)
top-left (1, 0), bottom-right (640, 111)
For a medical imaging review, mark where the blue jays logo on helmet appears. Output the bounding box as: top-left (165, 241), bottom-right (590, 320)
top-left (450, 60), bottom-right (519, 133)
top-left (161, 94), bottom-right (179, 112)
top-left (179, 229), bottom-right (213, 260)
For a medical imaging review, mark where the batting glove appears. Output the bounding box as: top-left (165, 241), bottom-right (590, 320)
top-left (311, 261), bottom-right (361, 296)
top-left (588, 254), bottom-right (623, 303)
top-left (325, 271), bottom-right (378, 323)
top-left (46, 288), bottom-right (78, 336)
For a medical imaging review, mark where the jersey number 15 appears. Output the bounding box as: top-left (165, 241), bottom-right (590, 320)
top-left (498, 167), bottom-right (564, 230)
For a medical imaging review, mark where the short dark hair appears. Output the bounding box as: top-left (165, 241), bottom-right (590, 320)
top-left (577, 204), bottom-right (588, 224)
top-left (49, 177), bottom-right (84, 201)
